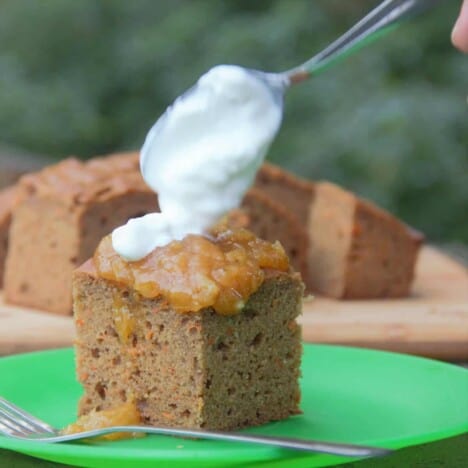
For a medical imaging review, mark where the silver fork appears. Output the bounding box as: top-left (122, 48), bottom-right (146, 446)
top-left (0, 397), bottom-right (391, 458)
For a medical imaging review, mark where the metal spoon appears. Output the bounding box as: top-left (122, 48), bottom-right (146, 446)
top-left (254, 0), bottom-right (443, 94)
top-left (133, 0), bottom-right (442, 262)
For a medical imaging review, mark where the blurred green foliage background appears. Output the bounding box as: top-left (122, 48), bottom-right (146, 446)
top-left (0, 0), bottom-right (466, 242)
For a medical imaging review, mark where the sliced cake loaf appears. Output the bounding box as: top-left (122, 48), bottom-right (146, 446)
top-left (2, 154), bottom-right (423, 305)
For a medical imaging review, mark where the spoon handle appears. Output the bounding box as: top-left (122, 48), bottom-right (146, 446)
top-left (285, 0), bottom-right (443, 83)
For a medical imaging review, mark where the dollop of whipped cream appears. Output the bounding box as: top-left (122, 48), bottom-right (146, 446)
top-left (112, 64), bottom-right (285, 261)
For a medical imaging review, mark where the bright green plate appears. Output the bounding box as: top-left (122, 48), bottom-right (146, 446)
top-left (0, 345), bottom-right (466, 468)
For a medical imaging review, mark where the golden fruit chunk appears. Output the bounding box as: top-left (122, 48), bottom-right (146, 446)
top-left (94, 228), bottom-right (290, 315)
top-left (62, 400), bottom-right (141, 441)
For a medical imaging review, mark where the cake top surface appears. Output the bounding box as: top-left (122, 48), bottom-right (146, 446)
top-left (18, 153), bottom-right (149, 206)
top-left (92, 227), bottom-right (290, 315)
top-left (256, 162), bottom-right (315, 195)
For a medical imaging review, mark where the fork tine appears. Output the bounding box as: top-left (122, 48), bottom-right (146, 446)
top-left (0, 419), bottom-right (19, 436)
top-left (0, 397), bottom-right (55, 434)
top-left (0, 408), bottom-right (38, 435)
top-left (0, 413), bottom-right (31, 436)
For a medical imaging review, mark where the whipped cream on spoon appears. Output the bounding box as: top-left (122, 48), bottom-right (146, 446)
top-left (112, 0), bottom-right (440, 261)
top-left (112, 65), bottom-right (285, 261)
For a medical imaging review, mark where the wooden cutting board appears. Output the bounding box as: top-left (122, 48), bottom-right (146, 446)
top-left (0, 246), bottom-right (467, 359)
top-left (301, 247), bottom-right (468, 360)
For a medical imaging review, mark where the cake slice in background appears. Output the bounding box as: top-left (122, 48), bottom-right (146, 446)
top-left (3, 154), bottom-right (157, 314)
top-left (255, 162), bottom-right (316, 226)
top-left (254, 163), bottom-right (423, 298)
top-left (308, 182), bottom-right (423, 298)
top-left (73, 230), bottom-right (303, 430)
top-left (0, 186), bottom-right (17, 287)
top-left (240, 188), bottom-right (309, 283)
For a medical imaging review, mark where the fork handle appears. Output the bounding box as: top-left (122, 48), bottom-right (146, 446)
top-left (285, 0), bottom-right (444, 83)
top-left (44, 425), bottom-right (391, 458)
top-left (139, 426), bottom-right (391, 457)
